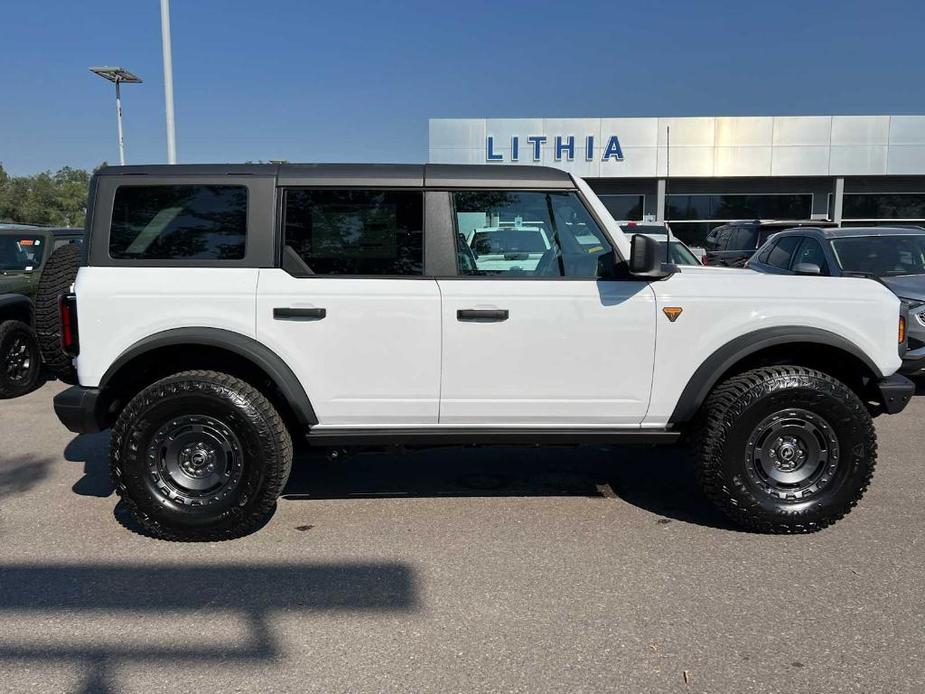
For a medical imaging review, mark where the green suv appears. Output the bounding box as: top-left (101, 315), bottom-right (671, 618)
top-left (0, 225), bottom-right (83, 397)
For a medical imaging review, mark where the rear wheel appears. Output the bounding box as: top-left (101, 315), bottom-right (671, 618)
top-left (0, 320), bottom-right (42, 398)
top-left (693, 366), bottom-right (876, 533)
top-left (110, 370), bottom-right (293, 541)
top-left (34, 243), bottom-right (81, 383)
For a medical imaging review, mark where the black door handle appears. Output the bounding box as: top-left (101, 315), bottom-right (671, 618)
top-left (274, 307), bottom-right (326, 320)
top-left (457, 309), bottom-right (509, 322)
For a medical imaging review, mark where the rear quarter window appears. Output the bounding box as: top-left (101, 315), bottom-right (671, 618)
top-left (109, 185), bottom-right (247, 260)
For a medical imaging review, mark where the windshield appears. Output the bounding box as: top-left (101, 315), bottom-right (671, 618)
top-left (658, 240), bottom-right (699, 265)
top-left (0, 236), bottom-right (44, 271)
top-left (620, 224), bottom-right (667, 236)
top-left (831, 235), bottom-right (925, 276)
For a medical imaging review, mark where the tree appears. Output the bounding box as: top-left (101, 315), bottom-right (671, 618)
top-left (0, 163), bottom-right (96, 228)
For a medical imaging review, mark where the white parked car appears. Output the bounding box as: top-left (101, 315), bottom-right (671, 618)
top-left (54, 164), bottom-right (914, 541)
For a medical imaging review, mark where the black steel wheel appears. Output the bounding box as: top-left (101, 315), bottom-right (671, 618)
top-left (693, 366), bottom-right (876, 533)
top-left (0, 320), bottom-right (42, 399)
top-left (746, 408), bottom-right (840, 501)
top-left (111, 370), bottom-right (293, 541)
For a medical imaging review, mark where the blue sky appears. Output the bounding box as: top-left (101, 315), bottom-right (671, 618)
top-left (2, 0), bottom-right (924, 175)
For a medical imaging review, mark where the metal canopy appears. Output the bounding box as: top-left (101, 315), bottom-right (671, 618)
top-left (89, 66), bottom-right (143, 84)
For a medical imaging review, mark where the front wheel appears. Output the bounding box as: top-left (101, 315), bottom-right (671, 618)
top-left (693, 366), bottom-right (877, 533)
top-left (110, 370), bottom-right (293, 541)
top-left (0, 320), bottom-right (42, 399)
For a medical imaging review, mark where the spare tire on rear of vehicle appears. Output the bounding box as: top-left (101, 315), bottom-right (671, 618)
top-left (35, 243), bottom-right (81, 383)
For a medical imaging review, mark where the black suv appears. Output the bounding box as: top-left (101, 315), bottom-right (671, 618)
top-left (0, 226), bottom-right (84, 397)
top-left (703, 220), bottom-right (836, 267)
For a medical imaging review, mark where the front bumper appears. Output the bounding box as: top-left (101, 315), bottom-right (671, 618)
top-left (53, 386), bottom-right (103, 434)
top-left (876, 374), bottom-right (916, 415)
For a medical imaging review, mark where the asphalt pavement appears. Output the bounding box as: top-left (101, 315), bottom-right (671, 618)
top-left (0, 380), bottom-right (923, 693)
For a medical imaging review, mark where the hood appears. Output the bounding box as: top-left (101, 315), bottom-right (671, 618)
top-left (878, 274), bottom-right (925, 301)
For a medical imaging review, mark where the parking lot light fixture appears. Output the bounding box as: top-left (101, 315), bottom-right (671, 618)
top-left (90, 66), bottom-right (143, 166)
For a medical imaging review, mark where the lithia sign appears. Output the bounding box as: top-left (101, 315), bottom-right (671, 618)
top-left (486, 134), bottom-right (624, 162)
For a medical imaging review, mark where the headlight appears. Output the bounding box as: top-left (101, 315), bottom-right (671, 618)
top-left (899, 297), bottom-right (925, 311)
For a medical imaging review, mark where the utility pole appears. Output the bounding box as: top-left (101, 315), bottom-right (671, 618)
top-left (161, 0), bottom-right (177, 164)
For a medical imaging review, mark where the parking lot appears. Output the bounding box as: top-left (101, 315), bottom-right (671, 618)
top-left (0, 379), bottom-right (922, 693)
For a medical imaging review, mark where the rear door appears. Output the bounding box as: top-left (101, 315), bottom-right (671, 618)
top-left (437, 189), bottom-right (656, 426)
top-left (256, 188), bottom-right (442, 426)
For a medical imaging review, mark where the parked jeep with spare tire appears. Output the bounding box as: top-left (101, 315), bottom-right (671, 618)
top-left (53, 164), bottom-right (915, 541)
top-left (0, 226), bottom-right (83, 397)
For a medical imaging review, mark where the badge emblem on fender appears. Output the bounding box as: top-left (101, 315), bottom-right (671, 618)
top-left (662, 307), bottom-right (683, 322)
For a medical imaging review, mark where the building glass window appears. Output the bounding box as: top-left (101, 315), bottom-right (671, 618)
top-left (842, 193), bottom-right (925, 220)
top-left (110, 185), bottom-right (247, 260)
top-left (598, 194), bottom-right (644, 221)
top-left (663, 194), bottom-right (813, 248)
top-left (668, 221), bottom-right (724, 248)
top-left (283, 189), bottom-right (424, 276)
top-left (666, 194), bottom-right (813, 221)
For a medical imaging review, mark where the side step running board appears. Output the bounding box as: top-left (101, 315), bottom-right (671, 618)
top-left (305, 428), bottom-right (680, 447)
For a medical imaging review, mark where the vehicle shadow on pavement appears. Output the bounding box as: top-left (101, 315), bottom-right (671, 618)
top-left (0, 454), bottom-right (54, 501)
top-left (284, 444), bottom-right (736, 531)
top-left (62, 432), bottom-right (735, 532)
top-left (0, 562), bottom-right (417, 694)
top-left (64, 432), bottom-right (115, 497)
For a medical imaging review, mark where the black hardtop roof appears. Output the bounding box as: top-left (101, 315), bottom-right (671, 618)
top-left (93, 163), bottom-right (576, 189)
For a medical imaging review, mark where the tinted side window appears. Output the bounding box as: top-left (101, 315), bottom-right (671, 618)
top-left (791, 237), bottom-right (829, 273)
top-left (731, 227), bottom-right (759, 250)
top-left (705, 226), bottom-right (728, 250)
top-left (0, 236), bottom-right (44, 270)
top-left (754, 240), bottom-right (775, 264)
top-left (767, 236), bottom-right (801, 269)
top-left (452, 191), bottom-right (616, 278)
top-left (110, 185), bottom-right (247, 260)
top-left (284, 189), bottom-right (423, 276)
top-left (716, 227), bottom-right (734, 250)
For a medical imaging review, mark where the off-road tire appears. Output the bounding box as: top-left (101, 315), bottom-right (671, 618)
top-left (34, 243), bottom-right (81, 383)
top-left (693, 366), bottom-right (876, 533)
top-left (110, 370), bottom-right (293, 541)
top-left (0, 320), bottom-right (42, 398)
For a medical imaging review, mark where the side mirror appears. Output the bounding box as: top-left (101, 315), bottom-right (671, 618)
top-left (793, 262), bottom-right (821, 275)
top-left (628, 234), bottom-right (673, 278)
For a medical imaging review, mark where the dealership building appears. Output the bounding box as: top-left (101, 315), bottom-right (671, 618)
top-left (428, 115), bottom-right (925, 245)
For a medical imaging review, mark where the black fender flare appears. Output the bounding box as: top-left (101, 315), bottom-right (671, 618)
top-left (100, 327), bottom-right (318, 426)
top-left (0, 294), bottom-right (34, 324)
top-left (669, 326), bottom-right (883, 424)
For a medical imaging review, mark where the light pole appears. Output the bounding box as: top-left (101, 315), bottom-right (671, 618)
top-left (90, 66), bottom-right (142, 166)
top-left (160, 0), bottom-right (177, 164)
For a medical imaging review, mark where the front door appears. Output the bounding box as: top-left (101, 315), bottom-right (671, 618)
top-left (438, 190), bottom-right (656, 426)
top-left (256, 188), bottom-right (441, 426)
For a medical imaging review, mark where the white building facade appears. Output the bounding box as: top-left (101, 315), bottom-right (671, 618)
top-left (429, 116), bottom-right (925, 245)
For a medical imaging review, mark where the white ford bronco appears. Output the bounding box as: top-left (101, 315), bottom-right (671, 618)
top-left (53, 164), bottom-right (915, 541)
